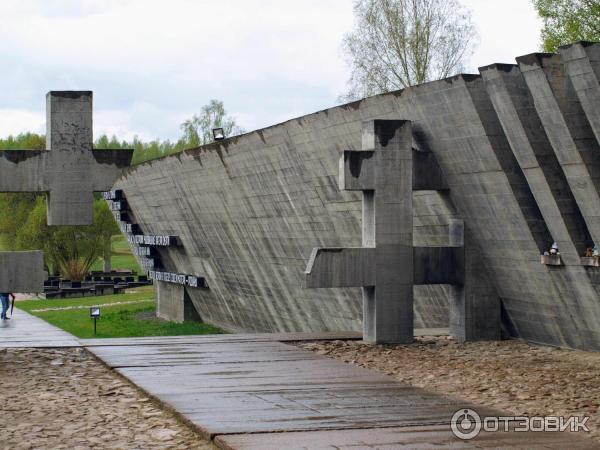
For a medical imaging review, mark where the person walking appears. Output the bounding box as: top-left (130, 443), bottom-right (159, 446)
top-left (0, 293), bottom-right (14, 320)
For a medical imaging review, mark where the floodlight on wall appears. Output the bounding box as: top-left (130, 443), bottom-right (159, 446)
top-left (212, 128), bottom-right (225, 141)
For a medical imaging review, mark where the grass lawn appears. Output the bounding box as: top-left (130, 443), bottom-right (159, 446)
top-left (111, 237), bottom-right (131, 253)
top-left (18, 286), bottom-right (224, 339)
top-left (19, 287), bottom-right (156, 312)
top-left (89, 235), bottom-right (142, 273)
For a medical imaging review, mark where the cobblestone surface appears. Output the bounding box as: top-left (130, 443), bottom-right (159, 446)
top-left (298, 336), bottom-right (600, 443)
top-left (0, 348), bottom-right (214, 450)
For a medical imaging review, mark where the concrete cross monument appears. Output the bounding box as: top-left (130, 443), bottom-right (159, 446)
top-left (0, 91), bottom-right (133, 225)
top-left (0, 91), bottom-right (133, 293)
top-left (304, 120), bottom-right (500, 344)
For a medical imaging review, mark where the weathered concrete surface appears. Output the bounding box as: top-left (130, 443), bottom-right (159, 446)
top-left (118, 43), bottom-right (600, 350)
top-left (0, 91), bottom-right (133, 225)
top-left (0, 251), bottom-right (45, 293)
top-left (156, 281), bottom-right (201, 323)
top-left (156, 281), bottom-right (185, 322)
top-left (447, 220), bottom-right (501, 341)
top-left (517, 53), bottom-right (600, 248)
top-left (560, 42), bottom-right (600, 145)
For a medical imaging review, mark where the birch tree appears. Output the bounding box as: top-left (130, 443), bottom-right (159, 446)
top-left (341, 0), bottom-right (477, 100)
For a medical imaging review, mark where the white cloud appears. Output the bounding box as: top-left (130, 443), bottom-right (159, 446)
top-left (0, 0), bottom-right (543, 141)
top-left (461, 0), bottom-right (543, 71)
top-left (0, 109), bottom-right (45, 138)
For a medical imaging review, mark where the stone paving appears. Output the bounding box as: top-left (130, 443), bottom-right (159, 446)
top-left (0, 307), bottom-right (80, 348)
top-left (0, 347), bottom-right (214, 450)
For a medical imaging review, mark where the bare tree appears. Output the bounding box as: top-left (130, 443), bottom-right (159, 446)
top-left (341, 0), bottom-right (477, 101)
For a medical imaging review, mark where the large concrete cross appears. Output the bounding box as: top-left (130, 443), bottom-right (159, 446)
top-left (0, 91), bottom-right (133, 294)
top-left (0, 91), bottom-right (133, 225)
top-left (304, 120), bottom-right (500, 344)
top-left (305, 120), bottom-right (417, 343)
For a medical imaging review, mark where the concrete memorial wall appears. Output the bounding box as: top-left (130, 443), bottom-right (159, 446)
top-left (113, 42), bottom-right (599, 350)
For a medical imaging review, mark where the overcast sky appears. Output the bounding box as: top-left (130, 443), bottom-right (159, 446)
top-left (0, 0), bottom-right (542, 142)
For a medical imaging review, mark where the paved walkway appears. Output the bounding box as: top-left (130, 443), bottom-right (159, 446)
top-left (1, 308), bottom-right (596, 449)
top-left (0, 307), bottom-right (80, 348)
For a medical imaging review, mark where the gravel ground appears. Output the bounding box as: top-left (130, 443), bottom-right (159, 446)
top-left (298, 336), bottom-right (600, 443)
top-left (0, 347), bottom-right (214, 450)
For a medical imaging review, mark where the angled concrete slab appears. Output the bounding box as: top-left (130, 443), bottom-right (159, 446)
top-left (560, 42), bottom-right (600, 145)
top-left (517, 53), bottom-right (600, 246)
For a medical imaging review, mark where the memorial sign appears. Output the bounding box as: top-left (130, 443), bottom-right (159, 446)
top-left (104, 189), bottom-right (206, 289)
top-left (148, 270), bottom-right (206, 288)
top-left (127, 235), bottom-right (177, 246)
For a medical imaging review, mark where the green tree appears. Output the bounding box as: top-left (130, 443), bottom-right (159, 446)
top-left (0, 193), bottom-right (39, 249)
top-left (0, 133), bottom-right (125, 277)
top-left (93, 99), bottom-right (244, 164)
top-left (341, 0), bottom-right (477, 101)
top-left (94, 133), bottom-right (179, 165)
top-left (180, 99), bottom-right (244, 147)
top-left (533, 0), bottom-right (600, 52)
top-left (0, 133), bottom-right (46, 249)
top-left (0, 132), bottom-right (45, 150)
top-left (91, 199), bottom-right (120, 272)
top-left (15, 198), bottom-right (117, 280)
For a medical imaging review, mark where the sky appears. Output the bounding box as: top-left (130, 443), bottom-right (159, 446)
top-left (0, 0), bottom-right (543, 142)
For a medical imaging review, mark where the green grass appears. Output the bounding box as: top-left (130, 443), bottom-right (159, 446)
top-left (15, 236), bottom-right (223, 339)
top-left (105, 254), bottom-right (142, 273)
top-left (89, 235), bottom-right (142, 273)
top-left (111, 237), bottom-right (132, 253)
top-left (19, 287), bottom-right (224, 339)
top-left (18, 286), bottom-right (155, 312)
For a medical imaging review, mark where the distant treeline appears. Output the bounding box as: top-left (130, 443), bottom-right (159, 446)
top-left (0, 99), bottom-right (244, 165)
top-left (0, 132), bottom-right (180, 165)
top-left (96, 134), bottom-right (185, 165)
